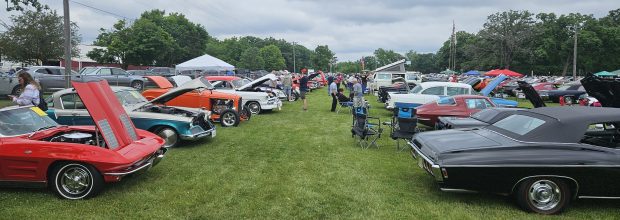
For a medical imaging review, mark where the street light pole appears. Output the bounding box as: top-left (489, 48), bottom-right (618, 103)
top-left (63, 0), bottom-right (71, 88)
top-left (292, 42), bottom-right (296, 73)
top-left (572, 25), bottom-right (578, 81)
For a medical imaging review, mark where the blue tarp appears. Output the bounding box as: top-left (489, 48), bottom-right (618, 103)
top-left (464, 70), bottom-right (480, 76)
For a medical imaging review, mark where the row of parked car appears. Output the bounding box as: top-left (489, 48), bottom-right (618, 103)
top-left (375, 74), bottom-right (620, 214)
top-left (0, 71), bottom-right (291, 199)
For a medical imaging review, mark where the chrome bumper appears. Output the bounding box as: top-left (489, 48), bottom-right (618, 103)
top-left (408, 141), bottom-right (443, 182)
top-left (104, 148), bottom-right (167, 176)
top-left (180, 127), bottom-right (216, 140)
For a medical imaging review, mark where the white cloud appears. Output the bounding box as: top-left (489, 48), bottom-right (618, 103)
top-left (1, 0), bottom-right (617, 61)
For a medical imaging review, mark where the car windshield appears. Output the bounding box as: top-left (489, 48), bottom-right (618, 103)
top-left (377, 74), bottom-right (390, 80)
top-left (80, 67), bottom-right (98, 75)
top-left (0, 107), bottom-right (59, 136)
top-left (115, 90), bottom-right (148, 105)
top-left (556, 85), bottom-right (570, 91)
top-left (410, 85), bottom-right (423, 93)
top-left (492, 114), bottom-right (546, 136)
top-left (406, 75), bottom-right (419, 80)
top-left (231, 79), bottom-right (247, 88)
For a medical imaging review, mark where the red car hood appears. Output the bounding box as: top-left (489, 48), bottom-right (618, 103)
top-left (144, 76), bottom-right (173, 89)
top-left (72, 79), bottom-right (139, 149)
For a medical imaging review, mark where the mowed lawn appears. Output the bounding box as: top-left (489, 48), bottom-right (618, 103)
top-left (0, 91), bottom-right (618, 219)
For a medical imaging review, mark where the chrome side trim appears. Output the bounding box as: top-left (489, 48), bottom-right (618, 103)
top-left (440, 188), bottom-right (478, 193)
top-left (510, 175), bottom-right (579, 199)
top-left (442, 164), bottom-right (620, 167)
top-left (104, 162), bottom-right (152, 176)
top-left (578, 196), bottom-right (620, 199)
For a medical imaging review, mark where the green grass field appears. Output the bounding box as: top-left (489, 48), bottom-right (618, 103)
top-left (0, 90), bottom-right (617, 219)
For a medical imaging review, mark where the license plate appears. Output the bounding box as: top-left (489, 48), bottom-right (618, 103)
top-left (211, 130), bottom-right (216, 138)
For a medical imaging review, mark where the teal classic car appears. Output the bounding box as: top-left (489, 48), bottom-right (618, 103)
top-left (45, 86), bottom-right (216, 148)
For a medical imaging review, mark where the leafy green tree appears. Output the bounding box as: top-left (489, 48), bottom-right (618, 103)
top-left (435, 31), bottom-right (478, 71)
top-left (239, 47), bottom-right (264, 70)
top-left (405, 51), bottom-right (439, 73)
top-left (87, 19), bottom-right (175, 68)
top-left (335, 61), bottom-right (361, 73)
top-left (373, 48), bottom-right (404, 66)
top-left (4, 0), bottom-right (46, 11)
top-left (311, 45), bottom-right (334, 71)
top-left (362, 56), bottom-right (378, 71)
top-left (260, 45), bottom-right (286, 71)
top-left (139, 10), bottom-right (211, 65)
top-left (0, 10), bottom-right (80, 65)
top-left (477, 10), bottom-right (536, 69)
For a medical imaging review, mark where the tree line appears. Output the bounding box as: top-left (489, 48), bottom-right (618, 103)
top-left (337, 9), bottom-right (620, 75)
top-left (1, 2), bottom-right (619, 75)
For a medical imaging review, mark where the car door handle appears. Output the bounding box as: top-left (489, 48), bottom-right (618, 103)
top-left (24, 150), bottom-right (32, 154)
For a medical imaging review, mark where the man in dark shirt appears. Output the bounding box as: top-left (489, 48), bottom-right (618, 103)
top-left (299, 68), bottom-right (309, 111)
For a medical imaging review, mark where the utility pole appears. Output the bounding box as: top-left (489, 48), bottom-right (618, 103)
top-left (572, 25), bottom-right (578, 81)
top-left (292, 42), bottom-right (296, 73)
top-left (63, 0), bottom-right (71, 88)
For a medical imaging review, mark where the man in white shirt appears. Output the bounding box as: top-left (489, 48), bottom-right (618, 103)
top-left (329, 80), bottom-right (338, 112)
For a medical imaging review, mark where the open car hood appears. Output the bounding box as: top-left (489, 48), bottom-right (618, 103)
top-left (237, 73), bottom-right (277, 91)
top-left (581, 75), bottom-right (620, 108)
top-left (171, 75), bottom-right (192, 87)
top-left (144, 76), bottom-right (173, 89)
top-left (517, 81), bottom-right (546, 108)
top-left (72, 78), bottom-right (139, 149)
top-left (149, 77), bottom-right (213, 105)
top-left (480, 74), bottom-right (507, 96)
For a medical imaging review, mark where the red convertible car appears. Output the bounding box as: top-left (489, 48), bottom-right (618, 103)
top-left (0, 79), bottom-right (166, 199)
top-left (416, 95), bottom-right (496, 127)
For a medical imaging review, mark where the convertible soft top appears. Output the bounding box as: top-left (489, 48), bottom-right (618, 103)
top-left (488, 107), bottom-right (620, 143)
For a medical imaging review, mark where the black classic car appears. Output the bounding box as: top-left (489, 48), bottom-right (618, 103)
top-left (436, 81), bottom-right (545, 130)
top-left (409, 106), bottom-right (620, 214)
top-left (377, 77), bottom-right (409, 103)
top-left (539, 83), bottom-right (586, 103)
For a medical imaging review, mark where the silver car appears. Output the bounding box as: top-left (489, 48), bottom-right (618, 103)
top-left (0, 72), bottom-right (21, 95)
top-left (80, 67), bottom-right (147, 90)
top-left (26, 66), bottom-right (79, 92)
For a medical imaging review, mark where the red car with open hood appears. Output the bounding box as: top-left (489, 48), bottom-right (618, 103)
top-left (0, 78), bottom-right (166, 199)
top-left (416, 95), bottom-right (496, 128)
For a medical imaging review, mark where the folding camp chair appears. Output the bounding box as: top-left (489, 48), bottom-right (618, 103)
top-left (351, 105), bottom-right (383, 149)
top-left (384, 102), bottom-right (418, 151)
top-left (337, 101), bottom-right (353, 114)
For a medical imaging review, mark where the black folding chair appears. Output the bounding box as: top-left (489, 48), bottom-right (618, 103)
top-left (384, 102), bottom-right (418, 151)
top-left (351, 105), bottom-right (383, 149)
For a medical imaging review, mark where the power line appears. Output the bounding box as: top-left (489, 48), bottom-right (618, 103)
top-left (69, 0), bottom-right (133, 21)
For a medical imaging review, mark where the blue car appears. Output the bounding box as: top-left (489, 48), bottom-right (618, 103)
top-left (45, 86), bottom-right (216, 148)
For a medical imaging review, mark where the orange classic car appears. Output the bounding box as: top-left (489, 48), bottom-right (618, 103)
top-left (142, 76), bottom-right (250, 127)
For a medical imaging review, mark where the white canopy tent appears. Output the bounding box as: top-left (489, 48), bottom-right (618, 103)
top-left (175, 54), bottom-right (235, 72)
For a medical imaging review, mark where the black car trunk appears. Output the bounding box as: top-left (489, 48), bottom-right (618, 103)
top-left (517, 81), bottom-right (546, 108)
top-left (414, 128), bottom-right (502, 162)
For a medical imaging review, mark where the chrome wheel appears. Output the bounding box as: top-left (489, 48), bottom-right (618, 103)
top-left (222, 112), bottom-right (237, 126)
top-left (131, 81), bottom-right (144, 90)
top-left (60, 166), bottom-right (91, 195)
top-left (247, 102), bottom-right (261, 115)
top-left (528, 180), bottom-right (561, 211)
top-left (156, 128), bottom-right (178, 148)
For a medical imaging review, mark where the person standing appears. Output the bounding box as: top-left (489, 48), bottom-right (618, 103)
top-left (352, 78), bottom-right (364, 107)
top-left (281, 72), bottom-right (293, 101)
top-left (10, 71), bottom-right (41, 106)
top-left (361, 73), bottom-right (368, 94)
top-left (329, 80), bottom-right (338, 112)
top-left (327, 73), bottom-right (334, 96)
top-left (299, 68), bottom-right (309, 111)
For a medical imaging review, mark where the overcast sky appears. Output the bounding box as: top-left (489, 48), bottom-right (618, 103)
top-left (1, 0), bottom-right (618, 61)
